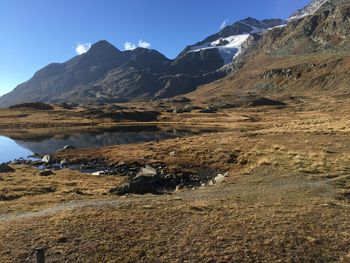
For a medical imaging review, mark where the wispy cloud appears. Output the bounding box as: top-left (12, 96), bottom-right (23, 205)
top-left (75, 43), bottom-right (91, 55)
top-left (124, 40), bottom-right (152, 50)
top-left (220, 19), bottom-right (229, 30)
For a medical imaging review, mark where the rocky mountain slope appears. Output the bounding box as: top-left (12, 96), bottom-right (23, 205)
top-left (0, 18), bottom-right (284, 107)
top-left (188, 0), bottom-right (350, 104)
top-left (289, 0), bottom-right (329, 21)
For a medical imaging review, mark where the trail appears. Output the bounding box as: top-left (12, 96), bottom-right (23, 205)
top-left (0, 172), bottom-right (342, 224)
top-left (0, 199), bottom-right (124, 223)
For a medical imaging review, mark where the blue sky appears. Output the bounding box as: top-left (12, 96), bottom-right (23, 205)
top-left (0, 0), bottom-right (310, 95)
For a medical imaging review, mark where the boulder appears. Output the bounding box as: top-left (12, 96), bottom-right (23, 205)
top-left (0, 164), bottom-right (15, 173)
top-left (41, 155), bottom-right (52, 164)
top-left (136, 165), bottom-right (157, 177)
top-left (39, 170), bottom-right (54, 176)
top-left (110, 175), bottom-right (165, 195)
top-left (212, 172), bottom-right (229, 184)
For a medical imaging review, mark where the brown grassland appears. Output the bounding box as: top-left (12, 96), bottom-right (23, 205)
top-left (0, 94), bottom-right (350, 262)
top-left (1, 2), bottom-right (350, 261)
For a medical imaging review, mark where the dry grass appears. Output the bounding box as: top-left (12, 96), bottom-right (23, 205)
top-left (1, 97), bottom-right (350, 261)
top-left (0, 165), bottom-right (126, 214)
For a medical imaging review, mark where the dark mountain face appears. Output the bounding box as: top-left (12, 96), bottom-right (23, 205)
top-left (173, 48), bottom-right (224, 75)
top-left (0, 17), bottom-right (284, 107)
top-left (0, 40), bottom-right (128, 107)
top-left (123, 48), bottom-right (172, 73)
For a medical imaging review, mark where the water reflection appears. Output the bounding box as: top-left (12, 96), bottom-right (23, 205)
top-left (1, 126), bottom-right (207, 163)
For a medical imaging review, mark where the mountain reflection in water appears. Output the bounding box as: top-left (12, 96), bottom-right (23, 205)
top-left (9, 126), bottom-right (209, 157)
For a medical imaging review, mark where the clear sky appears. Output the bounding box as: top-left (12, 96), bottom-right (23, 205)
top-left (0, 0), bottom-right (310, 95)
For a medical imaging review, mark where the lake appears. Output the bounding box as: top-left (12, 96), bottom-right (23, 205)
top-left (0, 126), bottom-right (212, 164)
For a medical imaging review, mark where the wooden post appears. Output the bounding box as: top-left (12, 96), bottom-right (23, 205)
top-left (35, 247), bottom-right (45, 263)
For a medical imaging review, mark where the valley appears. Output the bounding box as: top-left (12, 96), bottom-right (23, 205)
top-left (0, 0), bottom-right (350, 262)
top-left (0, 93), bottom-right (350, 261)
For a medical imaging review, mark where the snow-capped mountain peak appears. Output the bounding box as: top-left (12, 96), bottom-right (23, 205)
top-left (289, 0), bottom-right (328, 21)
top-left (183, 17), bottom-right (285, 65)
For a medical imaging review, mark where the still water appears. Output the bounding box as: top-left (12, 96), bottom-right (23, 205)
top-left (0, 126), bottom-right (208, 164)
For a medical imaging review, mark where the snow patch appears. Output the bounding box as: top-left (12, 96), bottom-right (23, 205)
top-left (288, 0), bottom-right (328, 21)
top-left (267, 24), bottom-right (287, 31)
top-left (188, 34), bottom-right (250, 64)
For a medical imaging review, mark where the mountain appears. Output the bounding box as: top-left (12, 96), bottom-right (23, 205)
top-left (179, 17), bottom-right (285, 64)
top-left (0, 18), bottom-right (284, 107)
top-left (289, 0), bottom-right (329, 21)
top-left (187, 0), bottom-right (350, 104)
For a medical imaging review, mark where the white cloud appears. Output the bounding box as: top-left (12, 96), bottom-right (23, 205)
top-left (138, 40), bottom-right (151, 49)
top-left (75, 43), bottom-right (91, 55)
top-left (220, 19), bottom-right (229, 30)
top-left (124, 40), bottom-right (152, 50)
top-left (124, 41), bottom-right (137, 50)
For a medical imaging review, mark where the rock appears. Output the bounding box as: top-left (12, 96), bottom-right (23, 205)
top-left (169, 97), bottom-right (191, 103)
top-left (60, 159), bottom-right (68, 165)
top-left (39, 170), bottom-right (54, 176)
top-left (28, 153), bottom-right (41, 159)
top-left (92, 171), bottom-right (106, 176)
top-left (62, 145), bottom-right (75, 151)
top-left (213, 172), bottom-right (229, 184)
top-left (41, 155), bottom-right (52, 164)
top-left (175, 185), bottom-right (185, 192)
top-left (56, 145), bottom-right (75, 153)
top-left (248, 97), bottom-right (286, 107)
top-left (227, 152), bottom-right (240, 163)
top-left (136, 165), bottom-right (157, 177)
top-left (0, 163), bottom-right (15, 173)
top-left (169, 151), bottom-right (176, 156)
top-left (199, 105), bottom-right (217, 113)
top-left (110, 175), bottom-right (164, 195)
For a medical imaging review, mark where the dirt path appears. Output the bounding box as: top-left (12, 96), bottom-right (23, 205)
top-left (0, 171), bottom-right (341, 223)
top-left (0, 199), bottom-right (124, 223)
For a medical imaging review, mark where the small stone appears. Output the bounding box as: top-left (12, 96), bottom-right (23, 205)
top-left (39, 170), bottom-right (54, 176)
top-left (63, 145), bottom-right (75, 150)
top-left (92, 171), bottom-right (106, 176)
top-left (60, 159), bottom-right (68, 165)
top-left (41, 155), bottom-right (52, 164)
top-left (169, 151), bottom-right (176, 156)
top-left (213, 172), bottom-right (229, 184)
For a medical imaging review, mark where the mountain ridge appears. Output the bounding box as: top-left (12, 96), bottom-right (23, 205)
top-left (0, 17), bottom-right (284, 107)
top-left (186, 0), bottom-right (350, 105)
